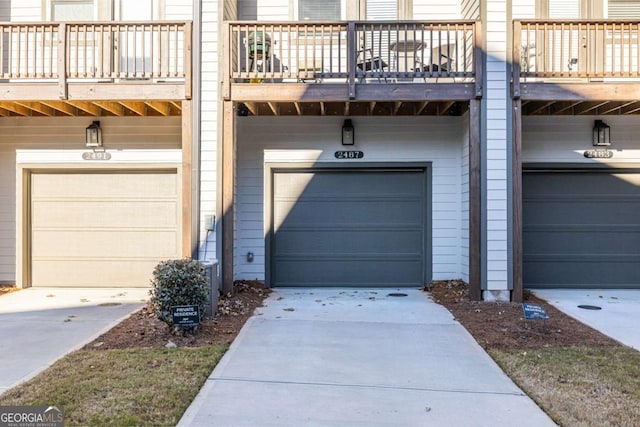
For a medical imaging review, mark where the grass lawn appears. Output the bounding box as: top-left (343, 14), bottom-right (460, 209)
top-left (0, 346), bottom-right (226, 427)
top-left (490, 346), bottom-right (640, 426)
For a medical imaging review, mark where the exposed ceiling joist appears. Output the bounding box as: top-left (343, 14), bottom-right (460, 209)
top-left (40, 101), bottom-right (76, 116)
top-left (267, 102), bottom-right (279, 116)
top-left (94, 101), bottom-right (123, 116)
top-left (551, 101), bottom-right (582, 115)
top-left (528, 101), bottom-right (555, 115)
top-left (119, 101), bottom-right (147, 116)
top-left (67, 101), bottom-right (101, 116)
top-left (574, 101), bottom-right (609, 115)
top-left (598, 101), bottom-right (636, 115)
top-left (145, 101), bottom-right (170, 116)
top-left (416, 101), bottom-right (429, 115)
top-left (394, 101), bottom-right (402, 115)
top-left (440, 101), bottom-right (456, 116)
top-left (0, 102), bottom-right (30, 116)
top-left (15, 101), bottom-right (54, 116)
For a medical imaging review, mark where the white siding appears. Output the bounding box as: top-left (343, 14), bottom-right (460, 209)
top-left (485, 0), bottom-right (509, 291)
top-left (0, 116), bottom-right (181, 283)
top-left (512, 0), bottom-right (535, 19)
top-left (166, 0), bottom-right (194, 20)
top-left (235, 116), bottom-right (467, 282)
top-left (461, 112), bottom-right (470, 283)
top-left (198, 0), bottom-right (219, 264)
top-left (523, 116), bottom-right (640, 163)
top-left (413, 0), bottom-right (460, 19)
top-left (10, 0), bottom-right (40, 21)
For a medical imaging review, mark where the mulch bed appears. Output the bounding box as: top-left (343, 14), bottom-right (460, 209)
top-left (83, 280), bottom-right (271, 350)
top-left (426, 280), bottom-right (620, 351)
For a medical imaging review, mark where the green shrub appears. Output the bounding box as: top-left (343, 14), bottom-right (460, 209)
top-left (149, 258), bottom-right (210, 327)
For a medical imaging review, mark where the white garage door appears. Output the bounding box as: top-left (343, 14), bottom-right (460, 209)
top-left (30, 170), bottom-right (180, 287)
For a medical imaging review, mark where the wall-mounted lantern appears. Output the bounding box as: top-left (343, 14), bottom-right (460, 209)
top-left (85, 121), bottom-right (103, 148)
top-left (593, 120), bottom-right (611, 147)
top-left (342, 119), bottom-right (354, 146)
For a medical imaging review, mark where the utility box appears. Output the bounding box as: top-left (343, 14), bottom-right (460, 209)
top-left (203, 260), bottom-right (219, 317)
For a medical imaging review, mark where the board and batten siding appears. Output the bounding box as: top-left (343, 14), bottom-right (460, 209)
top-left (523, 116), bottom-right (640, 163)
top-left (234, 116), bottom-right (468, 282)
top-left (0, 116), bottom-right (181, 284)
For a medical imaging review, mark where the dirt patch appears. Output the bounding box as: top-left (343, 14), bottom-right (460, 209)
top-left (84, 280), bottom-right (270, 350)
top-left (0, 285), bottom-right (17, 297)
top-left (426, 280), bottom-right (620, 350)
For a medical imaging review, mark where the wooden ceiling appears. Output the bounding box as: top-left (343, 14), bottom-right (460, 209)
top-left (238, 100), bottom-right (469, 116)
top-left (0, 100), bottom-right (182, 117)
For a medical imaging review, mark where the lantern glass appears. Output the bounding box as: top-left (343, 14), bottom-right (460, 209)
top-left (593, 120), bottom-right (610, 146)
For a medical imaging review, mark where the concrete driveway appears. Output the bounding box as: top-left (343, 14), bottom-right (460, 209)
top-left (0, 287), bottom-right (148, 395)
top-left (532, 289), bottom-right (640, 350)
top-left (179, 288), bottom-right (555, 427)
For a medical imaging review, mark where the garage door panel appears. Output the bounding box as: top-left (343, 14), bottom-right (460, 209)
top-left (275, 229), bottom-right (423, 254)
top-left (274, 258), bottom-right (424, 287)
top-left (275, 199), bottom-right (423, 226)
top-left (31, 172), bottom-right (177, 197)
top-left (524, 171), bottom-right (640, 289)
top-left (32, 230), bottom-right (178, 258)
top-left (524, 229), bottom-right (640, 254)
top-left (32, 259), bottom-right (161, 287)
top-left (273, 169), bottom-right (427, 287)
top-left (32, 201), bottom-right (178, 228)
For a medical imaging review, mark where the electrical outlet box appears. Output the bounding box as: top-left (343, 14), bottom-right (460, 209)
top-left (205, 215), bottom-right (215, 231)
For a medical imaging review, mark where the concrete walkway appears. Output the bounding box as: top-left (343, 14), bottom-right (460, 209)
top-left (533, 289), bottom-right (640, 350)
top-left (179, 289), bottom-right (555, 427)
top-left (0, 287), bottom-right (148, 395)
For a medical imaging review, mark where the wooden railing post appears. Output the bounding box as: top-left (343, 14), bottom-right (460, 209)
top-left (184, 21), bottom-right (192, 100)
top-left (57, 23), bottom-right (67, 99)
top-left (223, 22), bottom-right (231, 101)
top-left (474, 20), bottom-right (483, 98)
top-left (512, 21), bottom-right (522, 99)
top-left (347, 21), bottom-right (356, 100)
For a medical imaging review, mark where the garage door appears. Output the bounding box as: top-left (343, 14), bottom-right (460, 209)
top-left (30, 170), bottom-right (180, 287)
top-left (523, 170), bottom-right (640, 289)
top-left (271, 169), bottom-right (427, 287)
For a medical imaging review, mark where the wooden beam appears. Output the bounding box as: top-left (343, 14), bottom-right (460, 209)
top-left (230, 83), bottom-right (475, 102)
top-left (267, 102), bottom-right (278, 116)
top-left (369, 101), bottom-right (376, 115)
top-left (527, 101), bottom-right (555, 115)
top-left (512, 98), bottom-right (523, 303)
top-left (416, 101), bottom-right (429, 115)
top-left (344, 102), bottom-right (350, 116)
top-left (520, 82), bottom-right (640, 101)
top-left (181, 100), bottom-right (194, 257)
top-left (574, 101), bottom-right (608, 115)
top-left (67, 101), bottom-right (101, 116)
top-left (243, 102), bottom-right (258, 116)
top-left (469, 98), bottom-right (481, 301)
top-left (94, 101), bottom-right (123, 116)
top-left (0, 102), bottom-right (30, 116)
top-left (440, 101), bottom-right (456, 116)
top-left (621, 102), bottom-right (640, 115)
top-left (119, 101), bottom-right (147, 116)
top-left (15, 102), bottom-right (54, 116)
top-left (145, 101), bottom-right (170, 116)
top-left (41, 101), bottom-right (76, 116)
top-left (550, 101), bottom-right (582, 115)
top-left (221, 100), bottom-right (235, 294)
top-left (394, 101), bottom-right (402, 115)
top-left (598, 101), bottom-right (636, 115)
top-left (294, 101), bottom-right (302, 116)
top-left (170, 101), bottom-right (183, 112)
top-left (320, 101), bottom-right (325, 116)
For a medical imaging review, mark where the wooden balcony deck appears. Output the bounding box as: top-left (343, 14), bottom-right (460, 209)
top-left (223, 20), bottom-right (482, 116)
top-left (514, 19), bottom-right (640, 115)
top-left (0, 21), bottom-right (191, 117)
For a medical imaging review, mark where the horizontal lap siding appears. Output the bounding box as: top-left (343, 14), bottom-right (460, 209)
top-left (0, 117), bottom-right (180, 284)
top-left (235, 116), bottom-right (466, 282)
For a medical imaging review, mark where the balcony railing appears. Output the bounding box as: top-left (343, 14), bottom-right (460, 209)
top-left (226, 20), bottom-right (479, 84)
top-left (0, 21), bottom-right (191, 90)
top-left (515, 19), bottom-right (640, 79)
